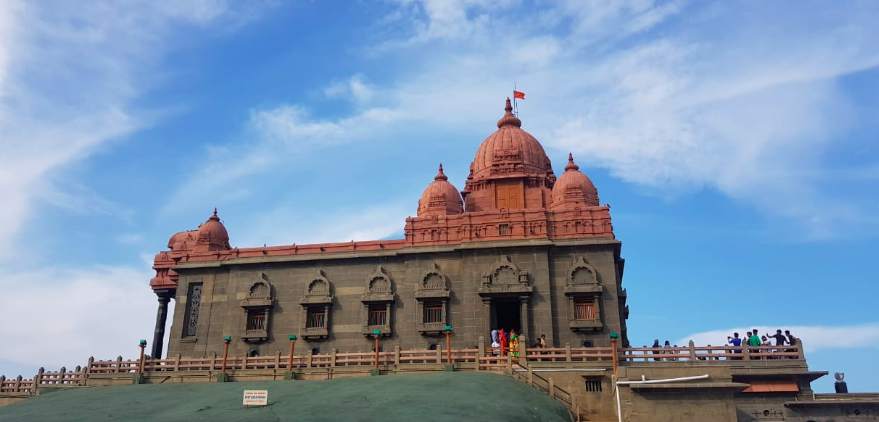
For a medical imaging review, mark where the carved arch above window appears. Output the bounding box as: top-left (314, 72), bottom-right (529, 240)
top-left (565, 256), bottom-right (602, 295)
top-left (240, 273), bottom-right (274, 343)
top-left (300, 270), bottom-right (333, 340)
top-left (362, 266), bottom-right (395, 303)
top-left (478, 255), bottom-right (532, 297)
top-left (416, 263), bottom-right (450, 335)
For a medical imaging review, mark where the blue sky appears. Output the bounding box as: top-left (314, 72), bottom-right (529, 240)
top-left (1, 0), bottom-right (878, 393)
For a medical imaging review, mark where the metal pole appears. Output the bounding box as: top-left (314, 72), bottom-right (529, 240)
top-left (611, 338), bottom-right (618, 376)
top-left (446, 330), bottom-right (452, 364)
top-left (374, 334), bottom-right (380, 369)
top-left (138, 340), bottom-right (146, 375)
top-left (222, 338), bottom-right (231, 375)
top-left (288, 338), bottom-right (296, 371)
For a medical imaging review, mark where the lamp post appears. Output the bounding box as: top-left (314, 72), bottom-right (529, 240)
top-left (445, 325), bottom-right (453, 364)
top-left (287, 335), bottom-right (297, 371)
top-left (138, 340), bottom-right (147, 375)
top-left (222, 336), bottom-right (231, 376)
top-left (609, 332), bottom-right (619, 376)
top-left (374, 330), bottom-right (381, 369)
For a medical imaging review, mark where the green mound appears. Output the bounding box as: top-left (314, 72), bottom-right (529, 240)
top-left (0, 372), bottom-right (570, 422)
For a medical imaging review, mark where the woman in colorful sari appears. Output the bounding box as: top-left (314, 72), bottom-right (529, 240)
top-left (509, 329), bottom-right (519, 360)
top-left (498, 328), bottom-right (508, 356)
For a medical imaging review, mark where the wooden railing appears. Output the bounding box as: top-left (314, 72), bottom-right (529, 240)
top-left (0, 341), bottom-right (804, 396)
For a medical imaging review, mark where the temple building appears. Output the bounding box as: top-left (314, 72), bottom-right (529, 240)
top-left (138, 99), bottom-right (879, 422)
top-left (148, 98), bottom-right (628, 359)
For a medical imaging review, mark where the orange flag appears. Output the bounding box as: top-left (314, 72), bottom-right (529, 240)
top-left (513, 91), bottom-right (525, 99)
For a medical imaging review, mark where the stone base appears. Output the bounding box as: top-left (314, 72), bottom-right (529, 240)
top-left (444, 364), bottom-right (455, 372)
top-left (284, 371), bottom-right (295, 380)
top-left (132, 375), bottom-right (144, 385)
top-left (370, 369), bottom-right (381, 376)
top-left (216, 373), bottom-right (230, 383)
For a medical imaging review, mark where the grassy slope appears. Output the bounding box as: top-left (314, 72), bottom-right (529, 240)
top-left (0, 372), bottom-right (570, 422)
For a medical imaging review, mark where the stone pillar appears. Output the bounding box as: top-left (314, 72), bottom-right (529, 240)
top-left (482, 298), bottom-right (492, 337)
top-left (519, 296), bottom-right (530, 344)
top-left (151, 290), bottom-right (173, 359)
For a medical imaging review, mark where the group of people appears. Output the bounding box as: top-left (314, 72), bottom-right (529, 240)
top-left (726, 329), bottom-right (798, 359)
top-left (490, 329), bottom-right (548, 357)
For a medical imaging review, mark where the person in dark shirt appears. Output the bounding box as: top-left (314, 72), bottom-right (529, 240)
top-left (785, 330), bottom-right (798, 359)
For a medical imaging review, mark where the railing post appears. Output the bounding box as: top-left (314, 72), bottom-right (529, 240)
top-left (211, 352), bottom-right (217, 370)
top-left (174, 354), bottom-right (181, 372)
top-left (14, 375), bottom-right (22, 392)
top-left (394, 345), bottom-right (401, 366)
top-left (506, 353), bottom-right (513, 372)
top-left (331, 348), bottom-right (337, 367)
top-left (115, 356), bottom-right (123, 374)
top-left (520, 341), bottom-right (527, 364)
top-left (565, 342), bottom-right (572, 362)
top-left (611, 338), bottom-right (618, 376)
top-left (0, 375), bottom-right (5, 392)
top-left (35, 367), bottom-right (44, 387)
top-left (477, 336), bottom-right (485, 358)
top-left (742, 344), bottom-right (750, 361)
top-left (275, 350), bottom-right (281, 369)
top-left (548, 377), bottom-right (555, 398)
top-left (797, 340), bottom-right (805, 360)
top-left (528, 367), bottom-right (534, 386)
top-left (306, 352), bottom-right (313, 368)
top-left (689, 340), bottom-right (696, 361)
top-left (436, 345), bottom-right (443, 364)
top-left (59, 367), bottom-right (66, 385)
top-left (84, 358), bottom-right (93, 385)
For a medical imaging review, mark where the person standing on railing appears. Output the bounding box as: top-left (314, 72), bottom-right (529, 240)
top-left (785, 330), bottom-right (798, 359)
top-left (727, 332), bottom-right (743, 360)
top-left (748, 329), bottom-right (762, 359)
top-left (768, 329), bottom-right (788, 358)
top-left (652, 339), bottom-right (661, 361)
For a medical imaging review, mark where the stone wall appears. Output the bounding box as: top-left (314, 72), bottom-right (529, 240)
top-left (166, 239), bottom-right (627, 360)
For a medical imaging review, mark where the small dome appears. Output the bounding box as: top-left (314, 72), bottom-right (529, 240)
top-left (551, 154), bottom-right (599, 208)
top-left (195, 208), bottom-right (231, 251)
top-left (167, 230), bottom-right (197, 251)
top-left (417, 164), bottom-right (464, 216)
top-left (469, 98), bottom-right (554, 182)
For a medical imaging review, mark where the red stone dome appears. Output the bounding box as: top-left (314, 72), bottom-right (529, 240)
top-left (417, 164), bottom-right (464, 216)
top-left (551, 153), bottom-right (599, 208)
top-left (469, 98), bottom-right (554, 182)
top-left (195, 208), bottom-right (231, 251)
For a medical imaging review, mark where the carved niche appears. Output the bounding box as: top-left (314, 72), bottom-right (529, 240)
top-left (240, 274), bottom-right (274, 343)
top-left (478, 255), bottom-right (533, 297)
top-left (415, 263), bottom-right (451, 335)
top-left (361, 266), bottom-right (395, 337)
top-left (300, 270), bottom-right (333, 340)
top-left (565, 257), bottom-right (602, 332)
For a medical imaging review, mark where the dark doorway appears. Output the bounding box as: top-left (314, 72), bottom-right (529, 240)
top-left (494, 300), bottom-right (521, 333)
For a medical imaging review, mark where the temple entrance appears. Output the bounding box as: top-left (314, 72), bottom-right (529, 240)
top-left (493, 299), bottom-right (521, 333)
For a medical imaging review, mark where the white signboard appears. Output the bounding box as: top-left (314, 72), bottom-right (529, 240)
top-left (243, 390), bottom-right (268, 406)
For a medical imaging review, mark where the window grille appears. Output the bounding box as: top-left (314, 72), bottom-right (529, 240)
top-left (573, 299), bottom-right (596, 320)
top-left (184, 283), bottom-right (203, 337)
top-left (368, 306), bottom-right (388, 326)
top-left (423, 303), bottom-right (443, 323)
top-left (585, 380), bottom-right (602, 392)
top-left (247, 311), bottom-right (266, 330)
top-left (306, 308), bottom-right (326, 328)
top-left (499, 224), bottom-right (510, 235)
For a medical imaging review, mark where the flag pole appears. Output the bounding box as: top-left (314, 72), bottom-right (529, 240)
top-left (513, 82), bottom-right (518, 116)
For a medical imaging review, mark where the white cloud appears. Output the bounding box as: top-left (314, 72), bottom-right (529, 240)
top-left (0, 266), bottom-right (156, 372)
top-left (236, 203), bottom-right (411, 247)
top-left (677, 324), bottom-right (879, 352)
top-left (325, 74), bottom-right (375, 104)
top-left (0, 1), bottom-right (271, 256)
